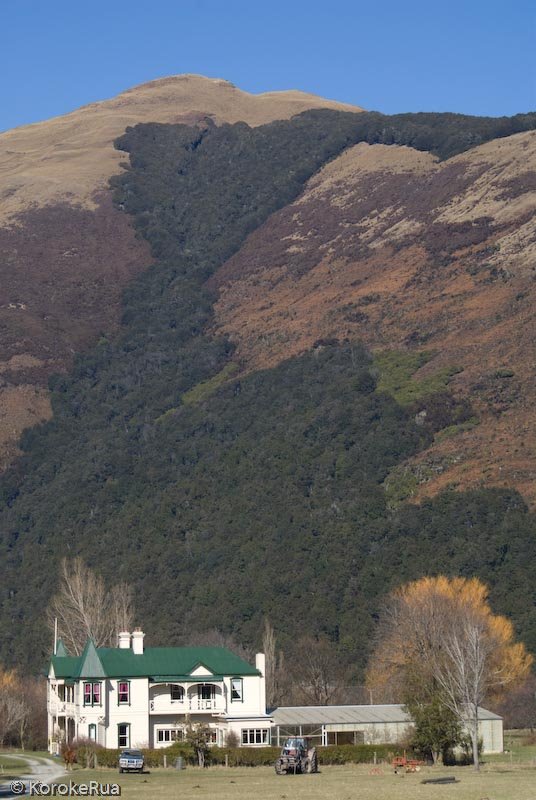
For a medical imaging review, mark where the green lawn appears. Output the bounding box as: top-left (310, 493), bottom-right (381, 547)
top-left (487, 731), bottom-right (536, 765)
top-left (0, 751), bottom-right (64, 782)
top-left (70, 762), bottom-right (536, 800)
top-left (0, 754), bottom-right (27, 781)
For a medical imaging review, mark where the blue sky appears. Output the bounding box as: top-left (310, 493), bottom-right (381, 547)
top-left (1, 0), bottom-right (535, 132)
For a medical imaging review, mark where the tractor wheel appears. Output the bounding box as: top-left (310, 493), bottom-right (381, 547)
top-left (302, 757), bottom-right (311, 774)
top-left (275, 760), bottom-right (285, 775)
top-left (310, 751), bottom-right (318, 773)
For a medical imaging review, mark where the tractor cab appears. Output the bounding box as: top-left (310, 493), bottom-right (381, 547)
top-left (282, 737), bottom-right (309, 756)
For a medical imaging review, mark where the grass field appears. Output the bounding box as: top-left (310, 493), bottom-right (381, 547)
top-left (68, 762), bottom-right (536, 800)
top-left (2, 739), bottom-right (536, 800)
top-left (0, 754), bottom-right (27, 781)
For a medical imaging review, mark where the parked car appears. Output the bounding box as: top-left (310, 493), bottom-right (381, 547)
top-left (119, 749), bottom-right (144, 773)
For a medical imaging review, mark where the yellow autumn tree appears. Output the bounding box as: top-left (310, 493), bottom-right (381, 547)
top-left (366, 576), bottom-right (533, 770)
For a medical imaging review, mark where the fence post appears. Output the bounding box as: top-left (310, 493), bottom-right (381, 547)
top-left (163, 754), bottom-right (167, 769)
top-left (225, 754), bottom-right (229, 768)
top-left (373, 751), bottom-right (377, 765)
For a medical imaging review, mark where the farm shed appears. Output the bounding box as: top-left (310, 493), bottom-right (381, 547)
top-left (271, 704), bottom-right (503, 753)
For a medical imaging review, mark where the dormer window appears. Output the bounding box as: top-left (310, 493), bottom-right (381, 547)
top-left (83, 682), bottom-right (101, 706)
top-left (170, 684), bottom-right (184, 702)
top-left (118, 681), bottom-right (130, 704)
top-left (230, 678), bottom-right (243, 702)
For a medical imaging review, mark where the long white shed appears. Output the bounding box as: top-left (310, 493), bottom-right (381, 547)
top-left (271, 703), bottom-right (503, 753)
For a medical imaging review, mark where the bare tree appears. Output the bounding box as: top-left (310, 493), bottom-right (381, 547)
top-left (47, 557), bottom-right (135, 654)
top-left (286, 635), bottom-right (346, 706)
top-left (262, 619), bottom-right (286, 708)
top-left (432, 610), bottom-right (530, 771)
top-left (0, 668), bottom-right (46, 750)
top-left (20, 678), bottom-right (47, 751)
top-left (0, 692), bottom-right (26, 747)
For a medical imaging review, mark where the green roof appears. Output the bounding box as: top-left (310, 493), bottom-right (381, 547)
top-left (49, 645), bottom-right (259, 680)
top-left (55, 639), bottom-right (69, 658)
top-left (150, 675), bottom-right (225, 682)
top-left (77, 639), bottom-right (106, 679)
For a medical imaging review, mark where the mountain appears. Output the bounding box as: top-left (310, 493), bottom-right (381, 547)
top-left (0, 78), bottom-right (535, 674)
top-left (0, 75), bottom-right (361, 471)
top-left (211, 132), bottom-right (536, 504)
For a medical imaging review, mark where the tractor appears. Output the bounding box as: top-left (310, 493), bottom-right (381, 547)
top-left (274, 737), bottom-right (318, 774)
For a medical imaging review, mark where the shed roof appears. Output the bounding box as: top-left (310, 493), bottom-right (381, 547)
top-left (271, 704), bottom-right (502, 725)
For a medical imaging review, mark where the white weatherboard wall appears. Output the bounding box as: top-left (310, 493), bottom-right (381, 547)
top-left (479, 718), bottom-right (503, 754)
top-left (107, 677), bottom-right (149, 749)
top-left (75, 681), bottom-right (107, 746)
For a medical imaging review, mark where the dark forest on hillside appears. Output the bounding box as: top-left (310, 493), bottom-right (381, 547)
top-left (0, 109), bottom-right (535, 675)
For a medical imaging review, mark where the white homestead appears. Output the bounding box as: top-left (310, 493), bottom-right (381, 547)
top-left (47, 631), bottom-right (271, 751)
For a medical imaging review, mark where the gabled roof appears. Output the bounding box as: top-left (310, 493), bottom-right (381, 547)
top-left (49, 644), bottom-right (259, 681)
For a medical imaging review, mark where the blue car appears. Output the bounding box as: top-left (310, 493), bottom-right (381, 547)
top-left (119, 749), bottom-right (144, 773)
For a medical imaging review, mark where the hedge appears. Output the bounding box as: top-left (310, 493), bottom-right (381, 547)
top-left (74, 742), bottom-right (401, 768)
top-left (316, 744), bottom-right (402, 765)
top-left (209, 744), bottom-right (402, 766)
top-left (75, 744), bottom-right (193, 769)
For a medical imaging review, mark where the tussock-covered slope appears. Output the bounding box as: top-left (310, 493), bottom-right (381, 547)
top-left (0, 75), bottom-right (361, 221)
top-left (211, 132), bottom-right (536, 503)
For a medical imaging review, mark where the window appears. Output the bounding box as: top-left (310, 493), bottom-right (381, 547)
top-left (118, 723), bottom-right (130, 749)
top-left (118, 681), bottom-right (130, 705)
top-left (88, 724), bottom-right (96, 741)
top-left (83, 682), bottom-right (101, 706)
top-left (170, 684), bottom-right (184, 702)
top-left (198, 684), bottom-right (215, 701)
top-left (156, 729), bottom-right (182, 743)
top-left (207, 729), bottom-right (218, 744)
top-left (230, 678), bottom-right (243, 702)
top-left (241, 729), bottom-right (270, 745)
